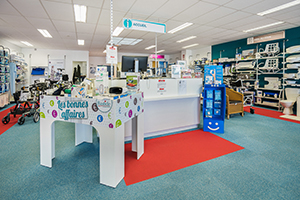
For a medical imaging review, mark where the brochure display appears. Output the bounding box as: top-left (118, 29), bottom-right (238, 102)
top-left (39, 93), bottom-right (144, 188)
top-left (203, 65), bottom-right (226, 133)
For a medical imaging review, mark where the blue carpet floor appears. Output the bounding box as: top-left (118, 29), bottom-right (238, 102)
top-left (0, 110), bottom-right (299, 199)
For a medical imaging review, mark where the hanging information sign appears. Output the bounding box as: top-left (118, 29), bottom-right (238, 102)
top-left (123, 18), bottom-right (166, 34)
top-left (106, 45), bottom-right (118, 64)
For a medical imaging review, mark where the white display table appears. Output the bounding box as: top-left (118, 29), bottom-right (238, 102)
top-left (39, 93), bottom-right (144, 188)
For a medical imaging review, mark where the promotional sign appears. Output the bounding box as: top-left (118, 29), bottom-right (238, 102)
top-left (247, 31), bottom-right (285, 44)
top-left (123, 18), bottom-right (166, 34)
top-left (157, 79), bottom-right (166, 93)
top-left (204, 65), bottom-right (223, 85)
top-left (149, 54), bottom-right (165, 59)
top-left (106, 45), bottom-right (118, 64)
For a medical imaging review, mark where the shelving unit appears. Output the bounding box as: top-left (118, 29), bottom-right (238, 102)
top-left (10, 54), bottom-right (28, 92)
top-left (0, 45), bottom-right (10, 108)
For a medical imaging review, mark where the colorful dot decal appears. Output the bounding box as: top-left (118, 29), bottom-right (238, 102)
top-left (128, 110), bottom-right (132, 118)
top-left (134, 98), bottom-right (137, 105)
top-left (49, 100), bottom-right (54, 107)
top-left (40, 112), bottom-right (45, 118)
top-left (125, 101), bottom-right (129, 108)
top-left (52, 110), bottom-right (57, 118)
top-left (109, 123), bottom-right (114, 128)
top-left (97, 115), bottom-right (103, 122)
top-left (115, 119), bottom-right (122, 128)
top-left (92, 103), bottom-right (98, 112)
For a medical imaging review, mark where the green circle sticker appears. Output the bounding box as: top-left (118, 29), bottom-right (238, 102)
top-left (50, 100), bottom-right (54, 107)
top-left (40, 112), bottom-right (45, 118)
top-left (125, 101), bottom-right (129, 108)
top-left (108, 112), bottom-right (112, 119)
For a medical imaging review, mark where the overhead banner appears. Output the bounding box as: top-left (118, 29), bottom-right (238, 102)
top-left (247, 31), bottom-right (285, 44)
top-left (106, 45), bottom-right (118, 64)
top-left (123, 18), bottom-right (166, 34)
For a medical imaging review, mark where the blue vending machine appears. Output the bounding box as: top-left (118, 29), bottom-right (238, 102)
top-left (203, 65), bottom-right (226, 133)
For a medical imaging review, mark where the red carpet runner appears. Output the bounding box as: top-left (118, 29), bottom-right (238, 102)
top-left (124, 129), bottom-right (243, 185)
top-left (0, 106), bottom-right (18, 136)
top-left (244, 106), bottom-right (300, 124)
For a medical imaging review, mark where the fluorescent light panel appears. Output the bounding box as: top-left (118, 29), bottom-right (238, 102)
top-left (37, 29), bottom-right (52, 38)
top-left (182, 43), bottom-right (199, 49)
top-left (257, 0), bottom-right (300, 16)
top-left (243, 21), bottom-right (284, 32)
top-left (21, 41), bottom-right (33, 47)
top-left (155, 50), bottom-right (165, 53)
top-left (78, 39), bottom-right (84, 45)
top-left (168, 22), bottom-right (193, 34)
top-left (145, 45), bottom-right (156, 50)
top-left (177, 36), bottom-right (196, 43)
top-left (74, 4), bottom-right (87, 23)
top-left (112, 27), bottom-right (124, 36)
top-left (110, 37), bottom-right (142, 45)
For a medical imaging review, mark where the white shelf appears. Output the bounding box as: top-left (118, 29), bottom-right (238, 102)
top-left (254, 102), bottom-right (280, 107)
top-left (257, 88), bottom-right (282, 91)
top-left (255, 96), bottom-right (280, 100)
top-left (144, 94), bottom-right (200, 102)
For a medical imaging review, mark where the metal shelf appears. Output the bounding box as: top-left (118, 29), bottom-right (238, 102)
top-left (255, 96), bottom-right (280, 100)
top-left (254, 102), bottom-right (280, 108)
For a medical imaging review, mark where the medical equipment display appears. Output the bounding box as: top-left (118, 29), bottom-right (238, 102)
top-left (203, 84), bottom-right (226, 133)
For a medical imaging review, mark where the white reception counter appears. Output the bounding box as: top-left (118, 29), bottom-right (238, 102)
top-left (110, 78), bottom-right (203, 140)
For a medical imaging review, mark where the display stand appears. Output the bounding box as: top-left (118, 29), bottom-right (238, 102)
top-left (40, 92), bottom-right (144, 188)
top-left (203, 65), bottom-right (226, 133)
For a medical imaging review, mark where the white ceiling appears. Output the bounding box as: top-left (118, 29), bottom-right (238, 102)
top-left (0, 0), bottom-right (299, 56)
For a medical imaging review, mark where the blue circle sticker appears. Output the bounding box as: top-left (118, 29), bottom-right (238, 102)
top-left (137, 106), bottom-right (140, 112)
top-left (97, 115), bottom-right (103, 122)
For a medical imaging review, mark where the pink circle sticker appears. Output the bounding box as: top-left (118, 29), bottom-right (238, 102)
top-left (109, 123), bottom-right (114, 128)
top-left (52, 110), bottom-right (57, 118)
top-left (128, 110), bottom-right (132, 118)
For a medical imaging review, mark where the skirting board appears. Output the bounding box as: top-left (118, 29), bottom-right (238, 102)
top-left (125, 124), bottom-right (199, 142)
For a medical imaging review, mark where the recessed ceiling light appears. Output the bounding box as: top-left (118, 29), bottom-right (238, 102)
top-left (21, 41), bottom-right (33, 47)
top-left (130, 39), bottom-right (143, 45)
top-left (74, 4), bottom-right (87, 23)
top-left (145, 45), bottom-right (156, 50)
top-left (78, 39), bottom-right (84, 45)
top-left (37, 29), bottom-right (52, 38)
top-left (112, 27), bottom-right (124, 37)
top-left (257, 0), bottom-right (300, 16)
top-left (155, 50), bottom-right (165, 53)
top-left (177, 36), bottom-right (197, 43)
top-left (182, 43), bottom-right (199, 49)
top-left (243, 21), bottom-right (284, 32)
top-left (168, 22), bottom-right (193, 34)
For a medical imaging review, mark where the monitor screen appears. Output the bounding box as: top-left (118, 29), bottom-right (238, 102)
top-left (121, 56), bottom-right (148, 72)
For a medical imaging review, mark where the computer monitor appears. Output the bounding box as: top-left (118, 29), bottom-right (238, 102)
top-left (121, 56), bottom-right (148, 72)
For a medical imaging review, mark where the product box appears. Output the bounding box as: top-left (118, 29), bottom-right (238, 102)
top-left (71, 86), bottom-right (86, 98)
top-left (214, 101), bottom-right (222, 109)
top-left (206, 99), bottom-right (213, 109)
top-left (171, 65), bottom-right (181, 79)
top-left (207, 90), bottom-right (213, 99)
top-left (214, 90), bottom-right (222, 101)
top-left (126, 72), bottom-right (140, 91)
top-left (214, 109), bottom-right (221, 116)
top-left (205, 109), bottom-right (213, 118)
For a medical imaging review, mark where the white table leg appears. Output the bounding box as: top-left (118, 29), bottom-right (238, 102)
top-left (40, 119), bottom-right (55, 168)
top-left (95, 125), bottom-right (125, 188)
top-left (136, 112), bottom-right (144, 159)
top-left (131, 117), bottom-right (137, 152)
top-left (75, 123), bottom-right (93, 146)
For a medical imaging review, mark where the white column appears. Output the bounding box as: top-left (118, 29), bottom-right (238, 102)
top-left (40, 119), bottom-right (55, 168)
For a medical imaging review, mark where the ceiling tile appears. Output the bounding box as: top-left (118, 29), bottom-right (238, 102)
top-left (0, 14), bottom-right (33, 28)
top-left (42, 0), bottom-right (74, 21)
top-left (129, 0), bottom-right (168, 16)
top-left (9, 0), bottom-right (48, 18)
top-left (202, 0), bottom-right (233, 6)
top-left (59, 31), bottom-right (76, 39)
top-left (77, 33), bottom-right (93, 40)
top-left (223, 0), bottom-right (263, 10)
top-left (191, 7), bottom-right (236, 25)
top-left (76, 23), bottom-right (97, 34)
top-left (102, 0), bottom-right (136, 12)
top-left (86, 7), bottom-right (101, 24)
top-left (0, 0), bottom-right (20, 15)
top-left (151, 0), bottom-right (199, 20)
top-left (208, 11), bottom-right (252, 27)
top-left (73, 0), bottom-right (104, 8)
top-left (95, 24), bottom-right (110, 36)
top-left (26, 17), bottom-right (56, 30)
top-left (172, 1), bottom-right (219, 22)
top-left (52, 20), bottom-right (75, 32)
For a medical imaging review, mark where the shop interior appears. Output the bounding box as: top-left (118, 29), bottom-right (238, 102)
top-left (0, 0), bottom-right (300, 199)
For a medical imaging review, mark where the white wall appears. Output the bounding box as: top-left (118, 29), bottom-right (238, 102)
top-left (192, 46), bottom-right (212, 61)
top-left (21, 48), bottom-right (89, 83)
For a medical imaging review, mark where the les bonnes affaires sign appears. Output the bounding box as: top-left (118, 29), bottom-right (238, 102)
top-left (123, 18), bottom-right (166, 34)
